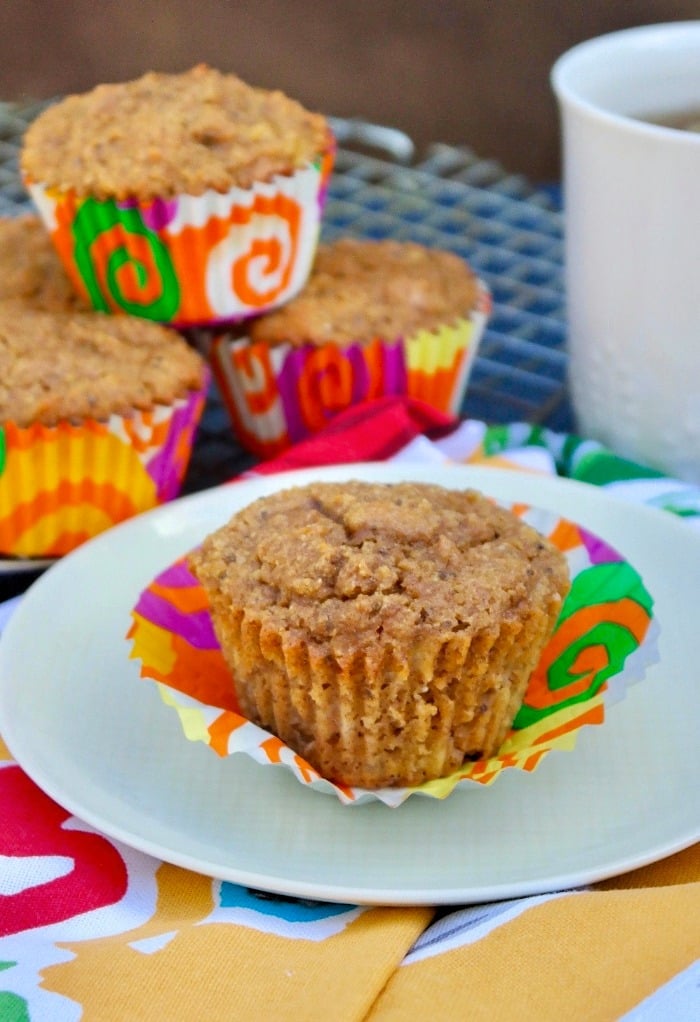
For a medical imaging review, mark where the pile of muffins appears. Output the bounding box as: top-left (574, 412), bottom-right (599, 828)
top-left (6, 65), bottom-right (562, 793)
top-left (15, 63), bottom-right (491, 465)
top-left (1, 64), bottom-right (335, 557)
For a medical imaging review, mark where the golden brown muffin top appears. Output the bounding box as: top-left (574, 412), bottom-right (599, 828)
top-left (21, 64), bottom-right (332, 200)
top-left (247, 239), bottom-right (481, 346)
top-left (189, 480), bottom-right (570, 659)
top-left (0, 301), bottom-right (207, 425)
top-left (0, 214), bottom-right (86, 312)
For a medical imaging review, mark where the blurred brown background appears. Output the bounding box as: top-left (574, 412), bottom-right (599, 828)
top-left (1, 1), bottom-right (697, 182)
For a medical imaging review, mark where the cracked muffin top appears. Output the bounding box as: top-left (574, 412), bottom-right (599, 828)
top-left (247, 239), bottom-right (481, 346)
top-left (0, 215), bottom-right (86, 312)
top-left (20, 64), bottom-right (332, 199)
top-left (0, 301), bottom-right (207, 425)
top-left (188, 479), bottom-right (570, 660)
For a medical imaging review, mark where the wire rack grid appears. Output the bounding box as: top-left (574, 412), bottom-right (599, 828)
top-left (0, 103), bottom-right (572, 492)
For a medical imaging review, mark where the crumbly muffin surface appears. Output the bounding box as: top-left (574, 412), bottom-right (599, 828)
top-left (191, 481), bottom-right (568, 656)
top-left (21, 64), bottom-right (331, 199)
top-left (190, 480), bottom-right (570, 787)
top-left (0, 302), bottom-right (206, 425)
top-left (0, 215), bottom-right (85, 312)
top-left (248, 239), bottom-right (480, 346)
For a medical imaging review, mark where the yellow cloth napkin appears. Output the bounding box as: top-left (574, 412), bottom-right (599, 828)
top-left (372, 847), bottom-right (700, 1021)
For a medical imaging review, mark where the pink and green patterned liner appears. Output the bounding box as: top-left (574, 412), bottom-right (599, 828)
top-left (127, 502), bottom-right (657, 807)
top-left (210, 280), bottom-right (492, 458)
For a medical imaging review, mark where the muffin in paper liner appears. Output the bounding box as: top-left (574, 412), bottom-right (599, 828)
top-left (127, 502), bottom-right (658, 807)
top-left (208, 278), bottom-right (491, 458)
top-left (0, 378), bottom-right (208, 558)
top-left (23, 144), bottom-right (335, 329)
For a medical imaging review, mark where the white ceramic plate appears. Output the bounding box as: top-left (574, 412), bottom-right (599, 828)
top-left (0, 463), bottom-right (698, 906)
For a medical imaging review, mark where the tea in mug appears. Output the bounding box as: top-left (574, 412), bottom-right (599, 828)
top-left (638, 107), bottom-right (700, 133)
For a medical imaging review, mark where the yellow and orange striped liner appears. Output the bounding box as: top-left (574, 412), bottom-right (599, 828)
top-left (0, 385), bottom-right (207, 558)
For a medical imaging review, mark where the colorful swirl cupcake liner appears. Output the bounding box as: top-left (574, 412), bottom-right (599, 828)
top-left (209, 280), bottom-right (492, 458)
top-left (24, 146), bottom-right (335, 328)
top-left (0, 381), bottom-right (208, 558)
top-left (127, 502), bottom-right (657, 807)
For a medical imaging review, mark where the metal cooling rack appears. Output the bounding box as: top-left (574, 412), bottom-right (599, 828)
top-left (0, 103), bottom-right (572, 495)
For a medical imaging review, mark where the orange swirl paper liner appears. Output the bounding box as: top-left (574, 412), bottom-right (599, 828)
top-left (210, 281), bottom-right (492, 458)
top-left (24, 141), bottom-right (335, 328)
top-left (127, 504), bottom-right (657, 807)
top-left (0, 381), bottom-right (208, 558)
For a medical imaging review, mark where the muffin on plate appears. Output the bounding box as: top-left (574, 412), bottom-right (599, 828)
top-left (209, 238), bottom-right (491, 457)
top-left (0, 301), bottom-right (208, 557)
top-left (188, 479), bottom-right (570, 788)
top-left (0, 213), bottom-right (86, 312)
top-left (20, 64), bottom-right (335, 327)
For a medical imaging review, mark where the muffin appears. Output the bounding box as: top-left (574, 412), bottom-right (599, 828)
top-left (0, 301), bottom-right (208, 557)
top-left (20, 64), bottom-right (335, 327)
top-left (210, 238), bottom-right (491, 457)
top-left (188, 480), bottom-right (570, 788)
top-left (0, 214), bottom-right (86, 311)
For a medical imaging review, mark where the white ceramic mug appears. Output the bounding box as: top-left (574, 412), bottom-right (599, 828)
top-left (551, 22), bottom-right (700, 483)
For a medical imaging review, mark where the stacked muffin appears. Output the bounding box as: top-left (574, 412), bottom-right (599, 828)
top-left (0, 262), bottom-right (208, 556)
top-left (20, 65), bottom-right (334, 327)
top-left (210, 237), bottom-right (491, 455)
